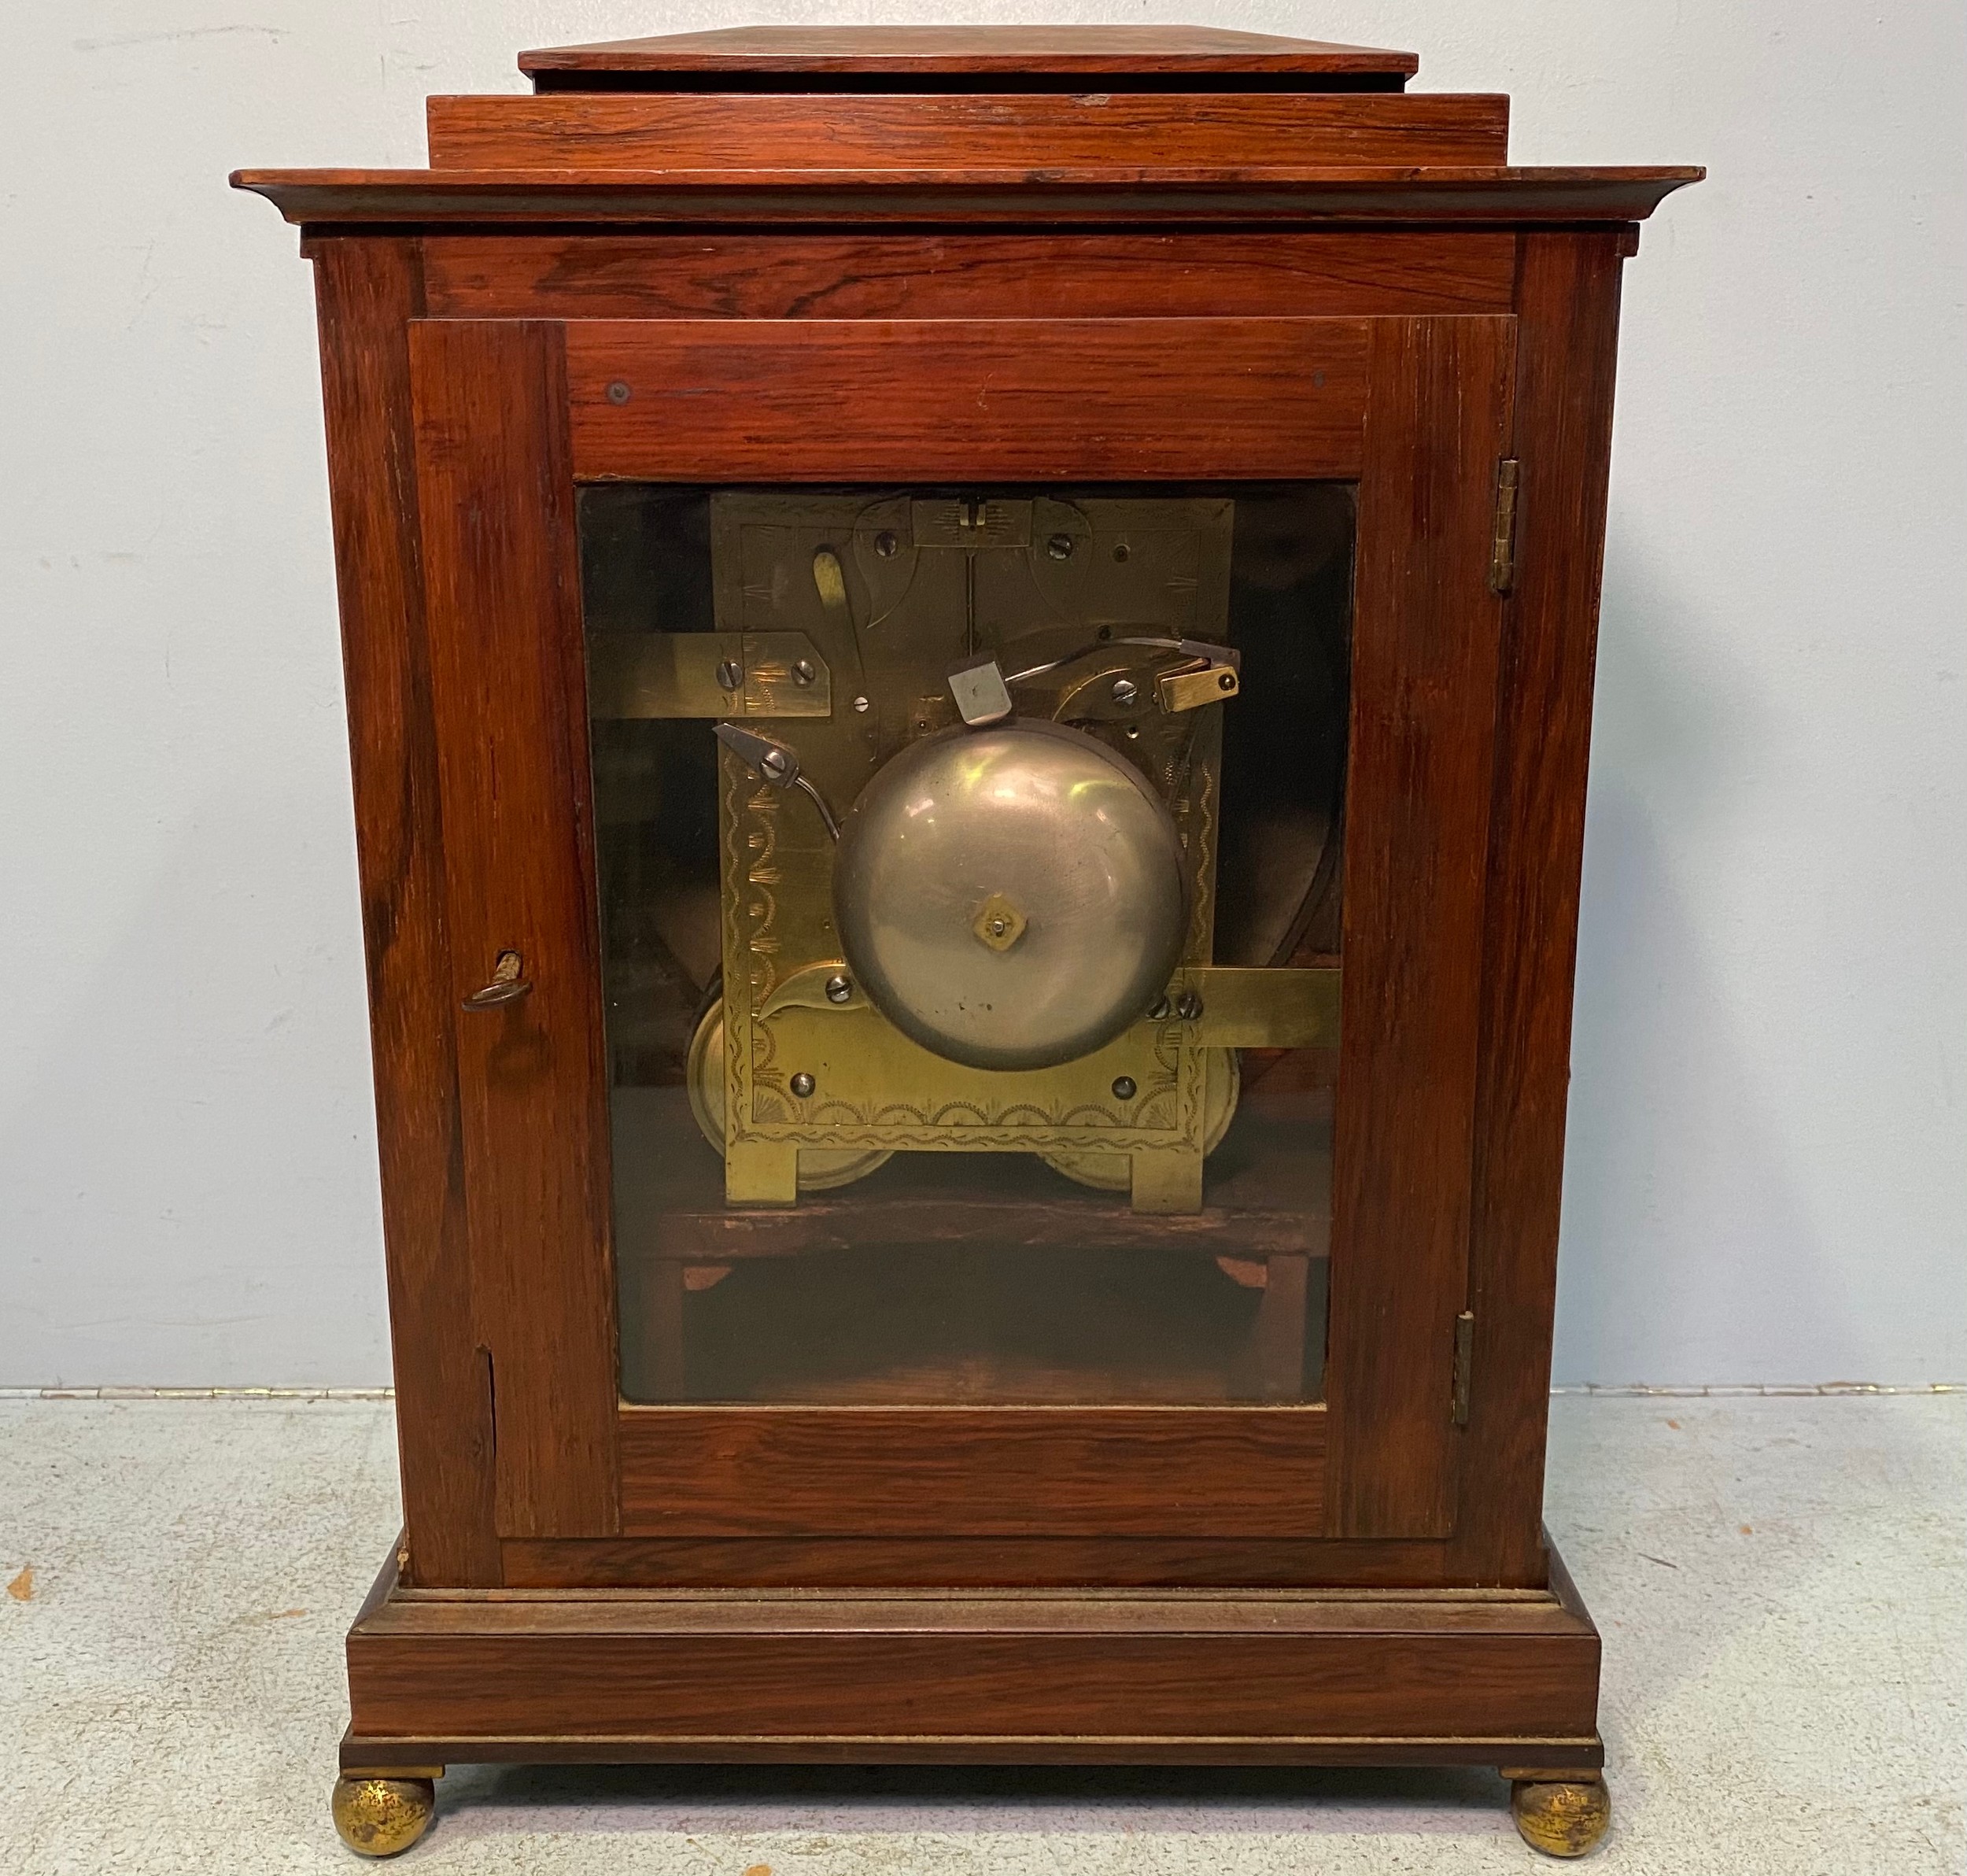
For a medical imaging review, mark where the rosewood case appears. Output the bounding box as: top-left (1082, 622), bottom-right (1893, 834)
top-left (234, 22), bottom-right (1698, 1804)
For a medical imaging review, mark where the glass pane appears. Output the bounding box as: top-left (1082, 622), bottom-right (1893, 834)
top-left (582, 484), bottom-right (1351, 1405)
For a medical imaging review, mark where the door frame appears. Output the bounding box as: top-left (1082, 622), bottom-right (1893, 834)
top-left (405, 311), bottom-right (1515, 1557)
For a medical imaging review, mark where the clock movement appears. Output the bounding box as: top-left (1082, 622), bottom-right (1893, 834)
top-left (234, 24), bottom-right (1699, 1858)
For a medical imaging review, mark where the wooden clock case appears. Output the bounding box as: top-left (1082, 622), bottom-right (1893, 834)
top-left (234, 24), bottom-right (1698, 1859)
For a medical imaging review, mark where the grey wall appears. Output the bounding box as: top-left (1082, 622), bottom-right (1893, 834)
top-left (2, 2), bottom-right (1962, 1387)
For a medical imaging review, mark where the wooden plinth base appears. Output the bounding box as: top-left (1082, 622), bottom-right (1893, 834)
top-left (338, 1546), bottom-right (1603, 1776)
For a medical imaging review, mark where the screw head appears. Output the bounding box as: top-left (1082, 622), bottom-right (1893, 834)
top-left (1046, 533), bottom-right (1075, 560)
top-left (1175, 989), bottom-right (1205, 1022)
top-left (853, 695), bottom-right (871, 713)
top-left (1113, 543), bottom-right (1131, 563)
top-left (824, 973), bottom-right (853, 1004)
top-left (791, 658), bottom-right (816, 687)
top-left (1110, 677), bottom-right (1139, 708)
top-left (874, 530), bottom-right (899, 558)
top-left (716, 658), bottom-right (742, 691)
top-left (1219, 671), bottom-right (1237, 692)
top-left (605, 380), bottom-right (632, 405)
top-left (790, 1071), bottom-right (816, 1099)
top-left (1149, 996), bottom-right (1171, 1021)
top-left (759, 748), bottom-right (790, 779)
top-left (1111, 1076), bottom-right (1138, 1101)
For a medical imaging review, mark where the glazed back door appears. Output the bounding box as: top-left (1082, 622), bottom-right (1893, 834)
top-left (409, 312), bottom-right (1513, 1568)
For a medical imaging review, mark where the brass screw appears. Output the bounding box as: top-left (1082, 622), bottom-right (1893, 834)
top-left (1175, 990), bottom-right (1204, 1022)
top-left (716, 658), bottom-right (742, 690)
top-left (1111, 677), bottom-right (1138, 707)
top-left (874, 531), bottom-right (899, 558)
top-left (605, 380), bottom-right (631, 404)
top-left (790, 1072), bottom-right (816, 1098)
top-left (1149, 996), bottom-right (1171, 1021)
top-left (825, 974), bottom-right (853, 1004)
top-left (1047, 534), bottom-right (1074, 560)
top-left (792, 658), bottom-right (816, 687)
top-left (853, 695), bottom-right (871, 713)
top-left (1112, 1076), bottom-right (1138, 1101)
top-left (1219, 671), bottom-right (1236, 691)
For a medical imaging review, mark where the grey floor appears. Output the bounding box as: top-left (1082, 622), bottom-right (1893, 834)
top-left (1, 1393), bottom-right (1960, 1874)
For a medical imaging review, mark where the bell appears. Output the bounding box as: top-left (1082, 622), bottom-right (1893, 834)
top-left (832, 719), bottom-right (1189, 1072)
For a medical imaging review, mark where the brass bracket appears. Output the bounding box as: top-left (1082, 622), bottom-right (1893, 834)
top-left (1157, 657), bottom-right (1242, 715)
top-left (1184, 966), bottom-right (1341, 1051)
top-left (1489, 458), bottom-right (1521, 595)
top-left (589, 630), bottom-right (831, 719)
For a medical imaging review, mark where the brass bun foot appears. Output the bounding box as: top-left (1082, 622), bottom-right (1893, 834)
top-left (1510, 1776), bottom-right (1611, 1858)
top-left (331, 1775), bottom-right (436, 1858)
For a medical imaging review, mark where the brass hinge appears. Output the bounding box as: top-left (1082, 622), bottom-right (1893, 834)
top-left (1489, 458), bottom-right (1521, 595)
top-left (1452, 1310), bottom-right (1476, 1426)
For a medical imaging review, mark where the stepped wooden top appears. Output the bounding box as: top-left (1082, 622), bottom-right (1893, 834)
top-left (517, 24), bottom-right (1420, 90)
top-left (232, 26), bottom-right (1703, 231)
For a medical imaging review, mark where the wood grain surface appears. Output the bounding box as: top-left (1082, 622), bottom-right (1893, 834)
top-left (427, 91), bottom-right (1505, 172)
top-left (515, 24), bottom-right (1420, 80)
top-left (497, 1534), bottom-right (1453, 1589)
top-left (344, 1575), bottom-right (1599, 1745)
top-left (408, 319), bottom-right (619, 1540)
top-left (1323, 316), bottom-right (1515, 1540)
top-left (309, 238), bottom-right (500, 1589)
top-left (564, 316), bottom-right (1367, 481)
top-left (617, 1407), bottom-right (1327, 1538)
top-left (231, 165), bottom-right (1703, 231)
top-left (421, 231), bottom-right (1518, 323)
top-left (1450, 234), bottom-right (1628, 1586)
top-left (346, 1634), bottom-right (1596, 1738)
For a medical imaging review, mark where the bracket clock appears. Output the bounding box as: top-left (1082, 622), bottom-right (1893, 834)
top-left (234, 25), bottom-right (1699, 1860)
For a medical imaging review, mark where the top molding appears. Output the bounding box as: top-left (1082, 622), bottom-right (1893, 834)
top-left (231, 165), bottom-right (1704, 231)
top-left (516, 25), bottom-right (1420, 93)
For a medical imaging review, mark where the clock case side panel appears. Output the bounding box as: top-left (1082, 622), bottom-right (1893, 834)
top-left (1449, 231), bottom-right (1630, 1586)
top-left (308, 235), bottom-right (500, 1586)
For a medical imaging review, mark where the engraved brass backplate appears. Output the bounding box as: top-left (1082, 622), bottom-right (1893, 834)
top-left (707, 489), bottom-right (1279, 1213)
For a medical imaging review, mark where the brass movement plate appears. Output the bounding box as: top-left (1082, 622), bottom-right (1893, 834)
top-left (589, 630), bottom-right (832, 718)
top-left (705, 489), bottom-right (1296, 1213)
